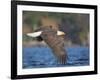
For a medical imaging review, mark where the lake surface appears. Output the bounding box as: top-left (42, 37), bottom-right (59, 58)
top-left (23, 47), bottom-right (89, 69)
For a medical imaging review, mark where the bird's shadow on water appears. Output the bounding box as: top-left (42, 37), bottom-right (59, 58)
top-left (23, 46), bottom-right (89, 69)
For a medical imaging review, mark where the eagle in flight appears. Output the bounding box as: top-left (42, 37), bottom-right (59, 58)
top-left (26, 25), bottom-right (67, 64)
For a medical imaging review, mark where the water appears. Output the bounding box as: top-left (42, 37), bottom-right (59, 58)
top-left (23, 47), bottom-right (89, 69)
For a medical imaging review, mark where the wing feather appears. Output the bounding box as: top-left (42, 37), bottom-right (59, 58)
top-left (41, 30), bottom-right (67, 64)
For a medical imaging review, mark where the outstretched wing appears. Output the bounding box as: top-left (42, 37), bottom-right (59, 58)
top-left (26, 28), bottom-right (67, 64)
top-left (41, 30), bottom-right (67, 64)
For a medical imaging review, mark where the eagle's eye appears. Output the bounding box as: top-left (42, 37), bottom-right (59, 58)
top-left (50, 25), bottom-right (53, 29)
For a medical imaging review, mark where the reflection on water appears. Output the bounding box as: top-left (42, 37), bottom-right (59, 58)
top-left (23, 47), bottom-right (89, 69)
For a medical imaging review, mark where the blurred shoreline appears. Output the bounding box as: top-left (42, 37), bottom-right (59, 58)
top-left (23, 41), bottom-right (89, 48)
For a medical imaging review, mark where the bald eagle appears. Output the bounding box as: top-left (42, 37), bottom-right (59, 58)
top-left (27, 26), bottom-right (67, 64)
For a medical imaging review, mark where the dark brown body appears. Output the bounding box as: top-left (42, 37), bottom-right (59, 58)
top-left (41, 27), bottom-right (67, 64)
